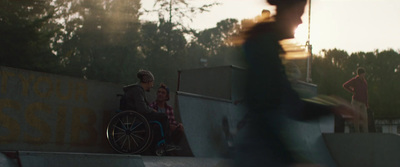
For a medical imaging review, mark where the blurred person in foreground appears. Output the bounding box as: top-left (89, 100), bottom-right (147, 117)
top-left (343, 67), bottom-right (369, 133)
top-left (232, 0), bottom-right (355, 166)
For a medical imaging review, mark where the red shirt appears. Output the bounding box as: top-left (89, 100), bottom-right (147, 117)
top-left (343, 76), bottom-right (368, 106)
top-left (149, 102), bottom-right (178, 125)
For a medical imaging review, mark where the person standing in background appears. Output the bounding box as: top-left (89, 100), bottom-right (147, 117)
top-left (343, 67), bottom-right (369, 133)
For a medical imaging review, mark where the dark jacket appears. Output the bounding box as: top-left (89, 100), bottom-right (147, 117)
top-left (122, 84), bottom-right (153, 114)
top-left (243, 32), bottom-right (332, 121)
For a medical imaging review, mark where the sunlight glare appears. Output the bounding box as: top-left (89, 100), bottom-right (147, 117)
top-left (294, 23), bottom-right (308, 45)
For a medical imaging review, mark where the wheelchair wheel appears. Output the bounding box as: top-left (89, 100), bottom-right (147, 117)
top-left (106, 110), bottom-right (152, 154)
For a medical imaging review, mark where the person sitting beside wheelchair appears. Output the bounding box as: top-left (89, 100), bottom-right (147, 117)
top-left (150, 83), bottom-right (184, 146)
top-left (121, 70), bottom-right (175, 153)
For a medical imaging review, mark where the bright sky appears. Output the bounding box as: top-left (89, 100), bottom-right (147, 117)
top-left (141, 0), bottom-right (400, 54)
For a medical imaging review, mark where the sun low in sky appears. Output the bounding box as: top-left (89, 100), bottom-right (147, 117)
top-left (141, 0), bottom-right (400, 54)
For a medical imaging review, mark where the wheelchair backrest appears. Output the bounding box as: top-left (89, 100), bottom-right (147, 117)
top-left (117, 93), bottom-right (127, 111)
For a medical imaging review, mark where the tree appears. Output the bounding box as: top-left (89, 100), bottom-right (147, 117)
top-left (190, 19), bottom-right (244, 67)
top-left (53, 0), bottom-right (142, 83)
top-left (149, 0), bottom-right (218, 25)
top-left (312, 49), bottom-right (350, 97)
top-left (139, 20), bottom-right (189, 90)
top-left (0, 0), bottom-right (61, 72)
top-left (369, 50), bottom-right (400, 118)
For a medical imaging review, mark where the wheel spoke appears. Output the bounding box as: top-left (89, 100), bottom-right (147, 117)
top-left (129, 117), bottom-right (137, 130)
top-left (133, 130), bottom-right (146, 134)
top-left (113, 132), bottom-right (125, 135)
top-left (118, 118), bottom-right (127, 130)
top-left (126, 115), bottom-right (130, 129)
top-left (121, 135), bottom-right (128, 149)
top-left (113, 124), bottom-right (125, 131)
top-left (114, 134), bottom-right (126, 143)
top-left (129, 134), bottom-right (139, 147)
top-left (128, 134), bottom-right (131, 152)
top-left (107, 111), bottom-right (151, 154)
top-left (132, 122), bottom-right (143, 130)
top-left (132, 134), bottom-right (145, 141)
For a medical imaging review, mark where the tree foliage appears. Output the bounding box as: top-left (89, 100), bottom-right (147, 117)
top-left (189, 18), bottom-right (244, 67)
top-left (0, 0), bottom-right (61, 72)
top-left (149, 0), bottom-right (218, 25)
top-left (53, 0), bottom-right (143, 83)
top-left (312, 49), bottom-right (400, 119)
top-left (2, 0), bottom-right (399, 119)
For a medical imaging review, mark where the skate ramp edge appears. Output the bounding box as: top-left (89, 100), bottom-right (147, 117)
top-left (278, 116), bottom-right (337, 167)
top-left (0, 151), bottom-right (231, 167)
top-left (141, 156), bottom-right (233, 167)
top-left (2, 151), bottom-right (145, 167)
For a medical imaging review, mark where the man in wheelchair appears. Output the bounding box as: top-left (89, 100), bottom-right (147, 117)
top-left (119, 70), bottom-right (178, 155)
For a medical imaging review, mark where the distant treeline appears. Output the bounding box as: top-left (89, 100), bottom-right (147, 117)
top-left (1, 0), bottom-right (399, 118)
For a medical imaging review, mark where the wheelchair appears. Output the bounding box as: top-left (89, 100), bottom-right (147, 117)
top-left (106, 110), bottom-right (170, 156)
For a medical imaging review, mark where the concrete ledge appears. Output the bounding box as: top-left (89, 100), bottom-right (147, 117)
top-left (16, 151), bottom-right (145, 167)
top-left (142, 156), bottom-right (233, 167)
top-left (324, 133), bottom-right (400, 167)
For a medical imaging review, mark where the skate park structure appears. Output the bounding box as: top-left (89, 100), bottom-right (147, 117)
top-left (0, 65), bottom-right (400, 167)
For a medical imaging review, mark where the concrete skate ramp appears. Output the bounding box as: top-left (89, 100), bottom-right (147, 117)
top-left (0, 153), bottom-right (17, 167)
top-left (176, 66), bottom-right (337, 166)
top-left (324, 133), bottom-right (400, 167)
top-left (177, 91), bottom-right (337, 166)
top-left (280, 116), bottom-right (337, 166)
top-left (177, 91), bottom-right (246, 158)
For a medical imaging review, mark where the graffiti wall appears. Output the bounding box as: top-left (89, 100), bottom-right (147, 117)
top-left (0, 66), bottom-right (123, 153)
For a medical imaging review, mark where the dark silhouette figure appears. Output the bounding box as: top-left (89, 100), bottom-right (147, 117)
top-left (233, 0), bottom-right (354, 166)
